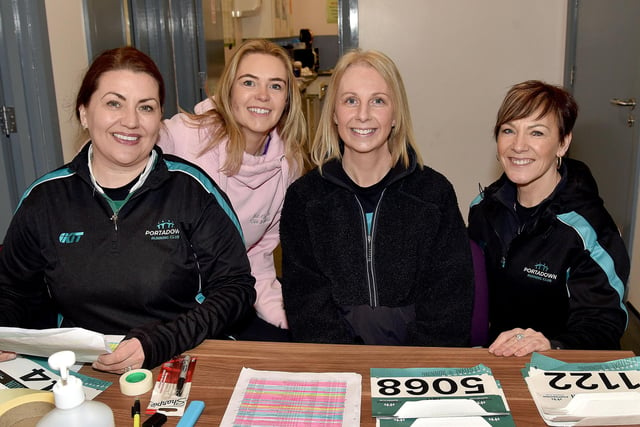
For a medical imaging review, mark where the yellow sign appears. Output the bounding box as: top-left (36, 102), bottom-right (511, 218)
top-left (327, 0), bottom-right (338, 24)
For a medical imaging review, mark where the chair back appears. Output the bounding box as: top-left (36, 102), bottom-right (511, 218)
top-left (470, 239), bottom-right (489, 346)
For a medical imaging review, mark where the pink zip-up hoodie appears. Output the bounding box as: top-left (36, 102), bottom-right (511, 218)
top-left (158, 99), bottom-right (300, 328)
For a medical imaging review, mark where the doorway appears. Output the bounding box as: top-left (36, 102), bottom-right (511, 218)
top-left (565, 0), bottom-right (640, 250)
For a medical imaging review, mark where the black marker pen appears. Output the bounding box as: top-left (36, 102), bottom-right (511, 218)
top-left (175, 355), bottom-right (191, 397)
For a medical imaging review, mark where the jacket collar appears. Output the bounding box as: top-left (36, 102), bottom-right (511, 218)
top-left (70, 142), bottom-right (166, 193)
top-left (321, 145), bottom-right (418, 190)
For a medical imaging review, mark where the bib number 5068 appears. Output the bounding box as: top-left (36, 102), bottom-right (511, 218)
top-left (375, 376), bottom-right (486, 396)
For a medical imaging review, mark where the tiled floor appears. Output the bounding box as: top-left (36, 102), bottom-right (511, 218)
top-left (621, 303), bottom-right (640, 355)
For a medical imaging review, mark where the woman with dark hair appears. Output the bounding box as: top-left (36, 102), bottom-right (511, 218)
top-left (0, 47), bottom-right (256, 372)
top-left (280, 49), bottom-right (473, 346)
top-left (468, 80), bottom-right (629, 356)
top-left (158, 39), bottom-right (307, 340)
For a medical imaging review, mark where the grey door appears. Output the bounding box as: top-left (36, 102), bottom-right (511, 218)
top-left (0, 0), bottom-right (63, 239)
top-left (566, 0), bottom-right (640, 248)
top-left (0, 93), bottom-right (15, 238)
top-left (130, 0), bottom-right (207, 117)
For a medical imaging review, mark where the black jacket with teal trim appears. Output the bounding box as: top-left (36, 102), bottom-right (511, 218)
top-left (0, 143), bottom-right (256, 368)
top-left (280, 151), bottom-right (474, 346)
top-left (468, 158), bottom-right (629, 349)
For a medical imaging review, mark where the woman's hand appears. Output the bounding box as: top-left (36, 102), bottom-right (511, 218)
top-left (488, 327), bottom-right (551, 357)
top-left (0, 351), bottom-right (17, 362)
top-left (92, 338), bottom-right (145, 374)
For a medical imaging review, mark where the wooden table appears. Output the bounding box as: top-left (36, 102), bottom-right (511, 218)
top-left (84, 340), bottom-right (637, 426)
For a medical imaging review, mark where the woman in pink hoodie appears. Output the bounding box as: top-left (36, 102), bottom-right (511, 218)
top-left (158, 39), bottom-right (307, 340)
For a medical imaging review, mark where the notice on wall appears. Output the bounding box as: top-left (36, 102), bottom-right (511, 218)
top-left (327, 0), bottom-right (338, 24)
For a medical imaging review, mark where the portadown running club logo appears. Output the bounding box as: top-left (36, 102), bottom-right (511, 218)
top-left (145, 219), bottom-right (181, 241)
top-left (523, 262), bottom-right (558, 283)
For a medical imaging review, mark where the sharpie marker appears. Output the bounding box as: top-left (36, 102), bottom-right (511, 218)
top-left (176, 355), bottom-right (191, 397)
top-left (176, 400), bottom-right (205, 427)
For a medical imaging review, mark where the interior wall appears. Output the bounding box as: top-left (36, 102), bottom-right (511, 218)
top-left (44, 0), bottom-right (89, 162)
top-left (358, 0), bottom-right (567, 221)
top-left (290, 0), bottom-right (338, 36)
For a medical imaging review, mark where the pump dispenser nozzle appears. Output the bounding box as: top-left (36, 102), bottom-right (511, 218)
top-left (48, 351), bottom-right (74, 387)
top-left (36, 351), bottom-right (115, 426)
top-left (47, 351), bottom-right (84, 409)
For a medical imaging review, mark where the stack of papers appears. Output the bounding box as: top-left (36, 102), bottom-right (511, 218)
top-left (370, 366), bottom-right (516, 426)
top-left (523, 352), bottom-right (640, 426)
top-left (220, 368), bottom-right (362, 427)
top-left (0, 326), bottom-right (121, 362)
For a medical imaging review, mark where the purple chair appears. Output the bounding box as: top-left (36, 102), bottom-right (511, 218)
top-left (470, 239), bottom-right (489, 347)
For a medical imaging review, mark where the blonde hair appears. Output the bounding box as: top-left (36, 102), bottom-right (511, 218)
top-left (189, 39), bottom-right (307, 175)
top-left (311, 49), bottom-right (422, 171)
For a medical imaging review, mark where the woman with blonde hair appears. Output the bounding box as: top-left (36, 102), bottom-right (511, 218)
top-left (159, 39), bottom-right (307, 340)
top-left (280, 49), bottom-right (473, 345)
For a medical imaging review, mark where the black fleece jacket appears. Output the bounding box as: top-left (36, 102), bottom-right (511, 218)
top-left (280, 152), bottom-right (474, 346)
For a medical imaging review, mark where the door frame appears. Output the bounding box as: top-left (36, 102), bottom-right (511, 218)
top-left (338, 0), bottom-right (358, 56)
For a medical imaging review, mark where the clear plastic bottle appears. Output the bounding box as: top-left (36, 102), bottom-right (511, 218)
top-left (36, 351), bottom-right (115, 427)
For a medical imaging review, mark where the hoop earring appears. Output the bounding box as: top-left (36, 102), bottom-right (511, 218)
top-left (557, 156), bottom-right (562, 170)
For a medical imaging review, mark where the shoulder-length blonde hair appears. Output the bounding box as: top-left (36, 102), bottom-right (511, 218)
top-left (311, 49), bottom-right (422, 172)
top-left (191, 39), bottom-right (307, 176)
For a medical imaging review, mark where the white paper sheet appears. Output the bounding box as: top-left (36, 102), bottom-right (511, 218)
top-left (0, 326), bottom-right (113, 362)
top-left (220, 367), bottom-right (362, 427)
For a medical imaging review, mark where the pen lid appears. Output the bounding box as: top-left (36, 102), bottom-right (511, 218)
top-left (142, 412), bottom-right (168, 427)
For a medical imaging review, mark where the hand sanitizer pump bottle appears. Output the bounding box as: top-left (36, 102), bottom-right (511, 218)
top-left (36, 351), bottom-right (115, 427)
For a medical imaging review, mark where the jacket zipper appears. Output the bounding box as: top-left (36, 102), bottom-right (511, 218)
top-left (104, 191), bottom-right (135, 232)
top-left (354, 190), bottom-right (385, 308)
top-left (110, 212), bottom-right (119, 231)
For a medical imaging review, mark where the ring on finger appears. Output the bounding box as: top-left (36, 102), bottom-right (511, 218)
top-left (514, 333), bottom-right (525, 341)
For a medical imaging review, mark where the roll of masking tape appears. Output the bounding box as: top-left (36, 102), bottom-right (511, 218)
top-left (0, 389), bottom-right (54, 425)
top-left (119, 369), bottom-right (154, 396)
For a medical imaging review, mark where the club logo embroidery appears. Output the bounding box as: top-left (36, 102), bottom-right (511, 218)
top-left (145, 219), bottom-right (181, 240)
top-left (523, 262), bottom-right (558, 282)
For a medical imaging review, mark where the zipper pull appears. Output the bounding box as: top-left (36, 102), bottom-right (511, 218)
top-left (111, 213), bottom-right (118, 231)
top-left (500, 256), bottom-right (506, 268)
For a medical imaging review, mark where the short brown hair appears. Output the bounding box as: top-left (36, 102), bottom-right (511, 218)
top-left (494, 80), bottom-right (578, 140)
